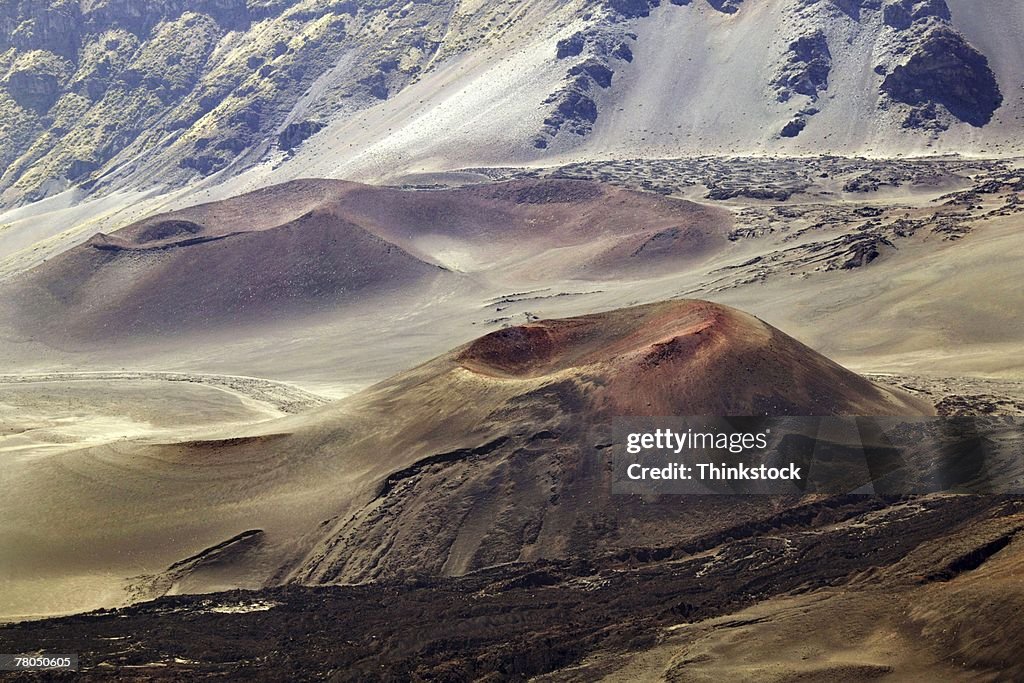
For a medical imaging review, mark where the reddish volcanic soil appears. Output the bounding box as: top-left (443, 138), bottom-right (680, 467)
top-left (282, 301), bottom-right (932, 588)
top-left (0, 178), bottom-right (731, 342)
top-left (455, 300), bottom-right (933, 416)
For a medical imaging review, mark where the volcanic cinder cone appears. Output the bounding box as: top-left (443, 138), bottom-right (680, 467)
top-left (0, 300), bottom-right (932, 619)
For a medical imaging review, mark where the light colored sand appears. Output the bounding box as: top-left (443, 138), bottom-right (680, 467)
top-left (0, 376), bottom-right (311, 621)
top-left (715, 213), bottom-right (1024, 378)
top-left (0, 376), bottom-right (302, 458)
top-left (545, 590), bottom-right (978, 682)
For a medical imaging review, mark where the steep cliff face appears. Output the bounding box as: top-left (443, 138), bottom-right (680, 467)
top-left (0, 0), bottom-right (457, 204)
top-left (881, 24), bottom-right (1002, 128)
top-left (773, 30), bottom-right (832, 102)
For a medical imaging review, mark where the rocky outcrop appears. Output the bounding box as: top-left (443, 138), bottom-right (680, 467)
top-left (881, 27), bottom-right (1003, 128)
top-left (277, 119), bottom-right (325, 151)
top-left (604, 0), bottom-right (658, 19)
top-left (773, 31), bottom-right (832, 102)
top-left (535, 90), bottom-right (599, 148)
top-left (882, 0), bottom-right (950, 30)
top-left (80, 0), bottom-right (250, 35)
top-left (4, 49), bottom-right (71, 111)
top-left (0, 0), bottom-right (82, 58)
top-left (555, 32), bottom-right (585, 59)
top-left (836, 233), bottom-right (894, 269)
top-left (0, 0), bottom-right (452, 204)
top-left (569, 58), bottom-right (614, 89)
top-left (794, 0), bottom-right (1000, 132)
top-left (827, 0), bottom-right (881, 20)
top-left (772, 31), bottom-right (830, 138)
top-left (707, 0), bottom-right (745, 13)
top-left (536, 18), bottom-right (637, 149)
top-left (535, 58), bottom-right (616, 147)
top-left (780, 118), bottom-right (807, 138)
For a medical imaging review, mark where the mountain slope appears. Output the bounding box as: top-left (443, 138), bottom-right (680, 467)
top-left (221, 0), bottom-right (1024, 191)
top-left (0, 0), bottom-right (469, 204)
top-left (1, 0), bottom-right (1021, 207)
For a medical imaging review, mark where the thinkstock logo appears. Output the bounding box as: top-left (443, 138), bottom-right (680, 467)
top-left (612, 416), bottom-right (1024, 496)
